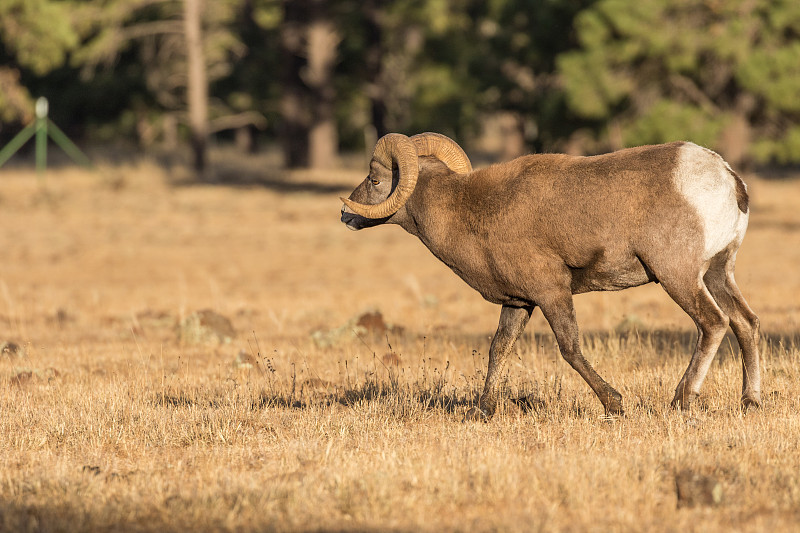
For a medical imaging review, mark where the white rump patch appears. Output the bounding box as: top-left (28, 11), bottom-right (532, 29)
top-left (673, 143), bottom-right (748, 262)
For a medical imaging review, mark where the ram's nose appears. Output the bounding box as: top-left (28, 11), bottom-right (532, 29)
top-left (340, 204), bottom-right (359, 230)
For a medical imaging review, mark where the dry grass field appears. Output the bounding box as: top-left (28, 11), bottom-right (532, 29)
top-left (1, 150), bottom-right (799, 532)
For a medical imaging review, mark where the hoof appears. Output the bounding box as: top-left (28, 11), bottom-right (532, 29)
top-left (462, 407), bottom-right (490, 423)
top-left (741, 394), bottom-right (761, 411)
top-left (602, 389), bottom-right (624, 417)
top-left (670, 391), bottom-right (698, 411)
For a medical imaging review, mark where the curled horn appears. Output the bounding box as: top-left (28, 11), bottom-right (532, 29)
top-left (411, 132), bottom-right (472, 174)
top-left (340, 133), bottom-right (418, 219)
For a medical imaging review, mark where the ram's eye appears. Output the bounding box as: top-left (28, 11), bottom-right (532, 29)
top-left (370, 179), bottom-right (380, 186)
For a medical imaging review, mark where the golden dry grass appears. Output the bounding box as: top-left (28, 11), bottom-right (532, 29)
top-left (1, 152), bottom-right (799, 532)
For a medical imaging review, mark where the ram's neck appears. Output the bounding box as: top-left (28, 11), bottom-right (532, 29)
top-left (396, 168), bottom-right (479, 274)
top-left (399, 168), bottom-right (456, 235)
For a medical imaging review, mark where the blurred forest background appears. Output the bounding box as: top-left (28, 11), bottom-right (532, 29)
top-left (2, 0), bottom-right (800, 175)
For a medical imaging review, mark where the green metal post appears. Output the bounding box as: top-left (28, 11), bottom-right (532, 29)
top-left (0, 96), bottom-right (92, 174)
top-left (35, 97), bottom-right (48, 177)
top-left (0, 123), bottom-right (36, 168)
top-left (47, 119), bottom-right (93, 168)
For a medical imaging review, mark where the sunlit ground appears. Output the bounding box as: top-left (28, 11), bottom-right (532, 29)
top-left (1, 150), bottom-right (799, 531)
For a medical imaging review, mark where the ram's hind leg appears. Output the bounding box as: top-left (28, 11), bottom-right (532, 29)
top-left (661, 270), bottom-right (730, 410)
top-left (704, 252), bottom-right (761, 409)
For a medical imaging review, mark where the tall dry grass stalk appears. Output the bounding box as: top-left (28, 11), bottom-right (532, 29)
top-left (0, 156), bottom-right (799, 531)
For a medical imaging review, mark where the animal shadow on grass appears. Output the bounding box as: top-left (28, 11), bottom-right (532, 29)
top-left (253, 373), bottom-right (481, 416)
top-left (152, 329), bottom-right (797, 417)
top-left (152, 379), bottom-right (479, 416)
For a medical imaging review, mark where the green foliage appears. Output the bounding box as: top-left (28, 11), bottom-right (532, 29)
top-left (0, 0), bottom-right (79, 122)
top-left (409, 63), bottom-right (479, 136)
top-left (751, 126), bottom-right (800, 165)
top-left (737, 42), bottom-right (800, 114)
top-left (69, 0), bottom-right (249, 147)
top-left (0, 0), bottom-right (79, 75)
top-left (624, 100), bottom-right (729, 148)
top-left (459, 0), bottom-right (598, 150)
top-left (3, 0), bottom-right (800, 166)
top-left (557, 50), bottom-right (631, 120)
top-left (252, 0), bottom-right (282, 30)
top-left (560, 0), bottom-right (800, 163)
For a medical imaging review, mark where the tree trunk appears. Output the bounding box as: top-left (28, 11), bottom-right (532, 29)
top-left (719, 93), bottom-right (757, 169)
top-left (306, 14), bottom-right (339, 168)
top-left (184, 0), bottom-right (208, 175)
top-left (162, 113), bottom-right (179, 151)
top-left (279, 0), bottom-right (339, 169)
top-left (364, 0), bottom-right (387, 138)
top-left (235, 125), bottom-right (255, 153)
top-left (280, 0), bottom-right (310, 168)
top-left (499, 112), bottom-right (526, 161)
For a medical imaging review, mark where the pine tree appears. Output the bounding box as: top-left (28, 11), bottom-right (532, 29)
top-left (558, 0), bottom-right (800, 164)
top-left (74, 0), bottom-right (249, 173)
top-left (0, 0), bottom-right (79, 125)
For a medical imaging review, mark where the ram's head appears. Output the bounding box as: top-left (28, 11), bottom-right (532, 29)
top-left (340, 132), bottom-right (472, 231)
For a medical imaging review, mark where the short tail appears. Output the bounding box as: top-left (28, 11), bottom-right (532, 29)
top-left (730, 168), bottom-right (749, 214)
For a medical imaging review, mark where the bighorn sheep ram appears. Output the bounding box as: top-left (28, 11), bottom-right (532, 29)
top-left (340, 132), bottom-right (761, 419)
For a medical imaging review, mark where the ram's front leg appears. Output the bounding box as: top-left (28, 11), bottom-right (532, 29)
top-left (464, 305), bottom-right (533, 421)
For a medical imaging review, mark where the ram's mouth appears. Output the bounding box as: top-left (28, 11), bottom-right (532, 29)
top-left (340, 211), bottom-right (363, 231)
top-left (341, 210), bottom-right (390, 230)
